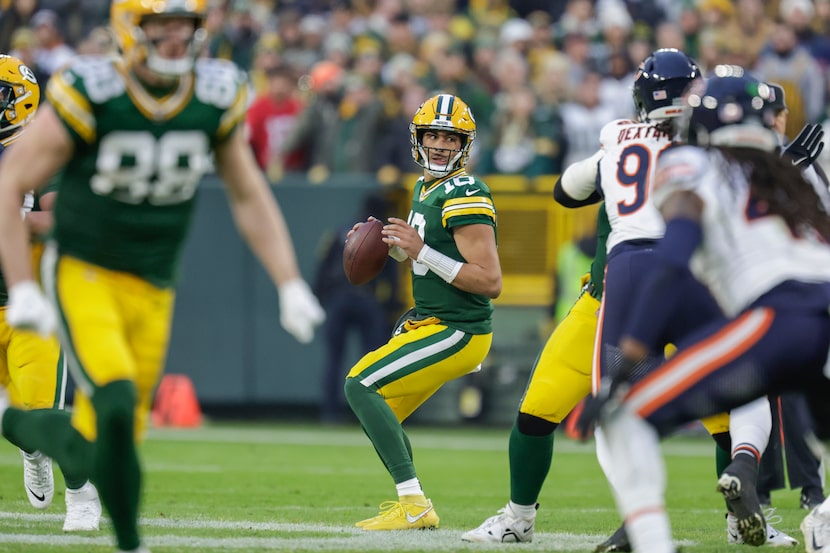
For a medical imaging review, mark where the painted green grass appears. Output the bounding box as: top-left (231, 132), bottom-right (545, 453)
top-left (0, 422), bottom-right (810, 552)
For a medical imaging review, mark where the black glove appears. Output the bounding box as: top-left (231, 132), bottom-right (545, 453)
top-left (783, 123), bottom-right (825, 169)
top-left (573, 376), bottom-right (630, 441)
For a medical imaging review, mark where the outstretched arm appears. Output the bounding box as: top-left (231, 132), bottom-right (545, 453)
top-left (0, 105), bottom-right (72, 336)
top-left (215, 128), bottom-right (325, 343)
top-left (0, 105), bottom-right (72, 286)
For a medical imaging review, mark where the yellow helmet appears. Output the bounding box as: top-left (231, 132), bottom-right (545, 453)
top-left (0, 54), bottom-right (40, 146)
top-left (410, 93), bottom-right (477, 177)
top-left (110, 0), bottom-right (208, 77)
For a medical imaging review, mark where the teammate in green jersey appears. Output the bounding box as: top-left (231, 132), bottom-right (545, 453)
top-left (0, 2), bottom-right (324, 552)
top-left (462, 205), bottom-right (607, 544)
top-left (346, 93), bottom-right (501, 531)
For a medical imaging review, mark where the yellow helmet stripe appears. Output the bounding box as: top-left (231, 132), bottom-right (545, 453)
top-left (45, 73), bottom-right (95, 143)
top-left (216, 82), bottom-right (249, 139)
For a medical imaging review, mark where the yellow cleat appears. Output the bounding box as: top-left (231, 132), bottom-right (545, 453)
top-left (356, 496), bottom-right (440, 530)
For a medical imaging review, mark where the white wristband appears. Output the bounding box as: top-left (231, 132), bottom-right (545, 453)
top-left (416, 244), bottom-right (463, 283)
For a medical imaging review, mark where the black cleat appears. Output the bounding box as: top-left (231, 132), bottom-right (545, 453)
top-left (595, 524), bottom-right (631, 553)
top-left (801, 488), bottom-right (825, 511)
top-left (717, 455), bottom-right (766, 547)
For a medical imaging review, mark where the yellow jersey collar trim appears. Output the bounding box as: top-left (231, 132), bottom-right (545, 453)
top-left (419, 168), bottom-right (465, 201)
top-left (119, 63), bottom-right (195, 122)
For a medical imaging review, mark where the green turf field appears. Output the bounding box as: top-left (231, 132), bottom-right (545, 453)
top-left (0, 422), bottom-right (811, 552)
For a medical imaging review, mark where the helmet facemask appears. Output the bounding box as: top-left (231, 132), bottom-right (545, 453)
top-left (139, 15), bottom-right (206, 77)
top-left (413, 128), bottom-right (468, 178)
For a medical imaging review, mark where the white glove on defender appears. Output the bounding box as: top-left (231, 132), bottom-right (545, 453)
top-left (277, 278), bottom-right (325, 344)
top-left (7, 281), bottom-right (56, 337)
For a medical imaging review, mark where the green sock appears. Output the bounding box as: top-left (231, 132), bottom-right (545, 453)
top-left (402, 431), bottom-right (413, 461)
top-left (92, 381), bottom-right (141, 551)
top-left (715, 442), bottom-right (731, 476)
top-left (2, 407), bottom-right (91, 482)
top-left (345, 378), bottom-right (416, 483)
top-left (509, 424), bottom-right (554, 506)
top-left (716, 441), bottom-right (732, 511)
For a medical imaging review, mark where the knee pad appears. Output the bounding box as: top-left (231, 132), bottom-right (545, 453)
top-left (516, 412), bottom-right (558, 436)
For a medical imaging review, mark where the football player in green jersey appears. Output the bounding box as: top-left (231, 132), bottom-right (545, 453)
top-left (462, 206), bottom-right (607, 544)
top-left (0, 53), bottom-right (102, 532)
top-left (345, 93), bottom-right (501, 531)
top-left (0, 2), bottom-right (324, 552)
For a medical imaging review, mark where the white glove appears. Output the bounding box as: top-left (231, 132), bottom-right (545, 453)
top-left (277, 278), bottom-right (325, 344)
top-left (7, 280), bottom-right (56, 337)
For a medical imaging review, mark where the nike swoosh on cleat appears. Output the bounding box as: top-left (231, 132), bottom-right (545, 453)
top-left (27, 487), bottom-right (46, 502)
top-left (405, 505), bottom-right (433, 524)
top-left (465, 189), bottom-right (480, 196)
top-left (727, 530), bottom-right (740, 542)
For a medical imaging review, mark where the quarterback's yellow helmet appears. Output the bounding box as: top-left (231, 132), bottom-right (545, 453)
top-left (0, 54), bottom-right (40, 146)
top-left (410, 93), bottom-right (477, 178)
top-left (110, 0), bottom-right (208, 76)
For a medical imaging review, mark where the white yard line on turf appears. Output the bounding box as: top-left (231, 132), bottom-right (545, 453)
top-left (0, 511), bottom-right (698, 551)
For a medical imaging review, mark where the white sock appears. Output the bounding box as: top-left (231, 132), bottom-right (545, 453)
top-left (595, 426), bottom-right (621, 494)
top-left (508, 501), bottom-right (537, 519)
top-left (396, 478), bottom-right (423, 497)
top-left (730, 398), bottom-right (771, 460)
top-left (604, 410), bottom-right (672, 553)
top-left (628, 511), bottom-right (675, 553)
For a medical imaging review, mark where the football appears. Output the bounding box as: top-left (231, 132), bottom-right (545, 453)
top-left (343, 219), bottom-right (388, 285)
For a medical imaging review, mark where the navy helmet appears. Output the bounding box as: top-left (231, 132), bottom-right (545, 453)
top-left (633, 48), bottom-right (700, 122)
top-left (685, 65), bottom-right (778, 151)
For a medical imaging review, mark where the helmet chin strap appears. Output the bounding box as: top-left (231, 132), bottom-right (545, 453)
top-left (140, 27), bottom-right (205, 78)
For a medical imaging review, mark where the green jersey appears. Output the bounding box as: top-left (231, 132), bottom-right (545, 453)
top-left (588, 203), bottom-right (611, 299)
top-left (46, 56), bottom-right (249, 287)
top-left (407, 169), bottom-right (497, 334)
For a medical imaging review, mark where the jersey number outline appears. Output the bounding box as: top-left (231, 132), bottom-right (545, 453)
top-left (615, 144), bottom-right (652, 215)
top-left (91, 131), bottom-right (210, 205)
top-left (408, 211), bottom-right (428, 275)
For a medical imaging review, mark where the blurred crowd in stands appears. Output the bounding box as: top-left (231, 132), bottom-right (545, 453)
top-left (2, 0), bottom-right (830, 186)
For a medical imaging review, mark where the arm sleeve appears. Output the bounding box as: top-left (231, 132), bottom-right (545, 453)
top-left (553, 149), bottom-right (603, 207)
top-left (554, 178), bottom-right (602, 207)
